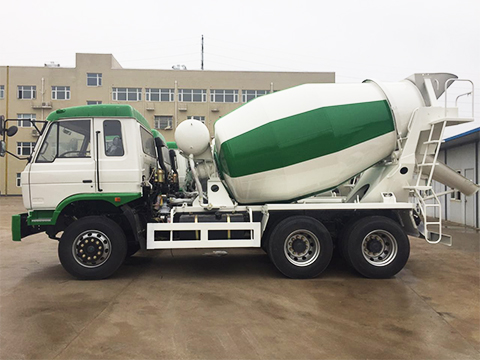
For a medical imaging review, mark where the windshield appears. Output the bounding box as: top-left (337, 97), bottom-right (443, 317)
top-left (37, 120), bottom-right (91, 162)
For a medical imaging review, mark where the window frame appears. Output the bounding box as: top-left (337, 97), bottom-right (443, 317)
top-left (140, 126), bottom-right (156, 157)
top-left (103, 120), bottom-right (124, 157)
top-left (17, 85), bottom-right (36, 100)
top-left (112, 87), bottom-right (142, 102)
top-left (154, 115), bottom-right (173, 130)
top-left (178, 89), bottom-right (207, 102)
top-left (35, 120), bottom-right (92, 163)
top-left (0, 85), bottom-right (4, 99)
top-left (187, 116), bottom-right (206, 124)
top-left (17, 114), bottom-right (36, 128)
top-left (16, 173), bottom-right (21, 187)
top-left (16, 141), bottom-right (36, 156)
top-left (210, 89), bottom-right (239, 103)
top-left (87, 100), bottom-right (102, 105)
top-left (87, 73), bottom-right (102, 87)
top-left (242, 90), bottom-right (269, 103)
top-left (51, 86), bottom-right (71, 100)
top-left (146, 88), bottom-right (174, 102)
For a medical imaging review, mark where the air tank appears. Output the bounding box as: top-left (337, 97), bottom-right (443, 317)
top-left (214, 79), bottom-right (426, 204)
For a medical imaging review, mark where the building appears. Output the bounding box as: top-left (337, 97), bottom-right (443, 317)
top-left (430, 128), bottom-right (480, 228)
top-left (0, 53), bottom-right (335, 195)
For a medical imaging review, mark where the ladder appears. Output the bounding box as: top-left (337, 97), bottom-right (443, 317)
top-left (409, 120), bottom-right (447, 244)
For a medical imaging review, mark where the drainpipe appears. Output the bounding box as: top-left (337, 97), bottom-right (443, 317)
top-left (174, 80), bottom-right (178, 129)
top-left (4, 66), bottom-right (9, 195)
top-left (41, 78), bottom-right (45, 120)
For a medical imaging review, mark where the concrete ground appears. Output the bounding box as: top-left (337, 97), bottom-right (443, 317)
top-left (0, 196), bottom-right (479, 360)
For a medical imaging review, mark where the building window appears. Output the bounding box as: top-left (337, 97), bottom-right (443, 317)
top-left (188, 116), bottom-right (206, 124)
top-left (87, 100), bottom-right (102, 105)
top-left (178, 89), bottom-right (206, 102)
top-left (17, 85), bottom-right (36, 100)
top-left (0, 85), bottom-right (4, 99)
top-left (52, 86), bottom-right (71, 100)
top-left (17, 114), bottom-right (36, 127)
top-left (16, 142), bottom-right (35, 156)
top-left (211, 89), bottom-right (239, 103)
top-left (16, 173), bottom-right (21, 187)
top-left (112, 88), bottom-right (142, 101)
top-left (242, 90), bottom-right (269, 103)
top-left (154, 116), bottom-right (173, 130)
top-left (146, 88), bottom-right (174, 102)
top-left (87, 73), bottom-right (102, 87)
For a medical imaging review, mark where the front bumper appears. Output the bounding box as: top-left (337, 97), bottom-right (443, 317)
top-left (11, 213), bottom-right (44, 241)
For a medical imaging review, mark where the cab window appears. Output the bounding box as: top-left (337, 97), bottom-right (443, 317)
top-left (140, 127), bottom-right (156, 157)
top-left (104, 120), bottom-right (124, 156)
top-left (37, 120), bottom-right (91, 162)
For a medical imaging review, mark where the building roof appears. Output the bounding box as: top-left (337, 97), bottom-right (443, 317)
top-left (443, 127), bottom-right (480, 149)
top-left (46, 104), bottom-right (151, 131)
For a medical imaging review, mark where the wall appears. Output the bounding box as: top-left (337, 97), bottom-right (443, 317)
top-left (0, 53), bottom-right (335, 195)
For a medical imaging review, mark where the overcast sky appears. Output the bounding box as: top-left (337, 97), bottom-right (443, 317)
top-left (1, 0), bottom-right (478, 137)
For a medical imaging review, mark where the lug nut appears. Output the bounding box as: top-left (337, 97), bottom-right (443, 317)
top-left (87, 256), bottom-right (91, 260)
top-left (82, 254), bottom-right (86, 258)
top-left (97, 251), bottom-right (101, 255)
top-left (79, 249), bottom-right (83, 253)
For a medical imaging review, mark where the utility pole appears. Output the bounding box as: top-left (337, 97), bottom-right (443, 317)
top-left (201, 35), bottom-right (204, 70)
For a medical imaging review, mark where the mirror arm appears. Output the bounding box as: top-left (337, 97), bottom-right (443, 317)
top-left (4, 151), bottom-right (30, 161)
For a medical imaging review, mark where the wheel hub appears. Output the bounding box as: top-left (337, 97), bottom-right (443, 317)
top-left (361, 230), bottom-right (398, 267)
top-left (366, 236), bottom-right (384, 254)
top-left (292, 238), bottom-right (308, 254)
top-left (73, 230), bottom-right (111, 268)
top-left (284, 230), bottom-right (320, 267)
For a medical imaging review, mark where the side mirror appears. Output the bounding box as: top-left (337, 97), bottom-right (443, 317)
top-left (0, 140), bottom-right (5, 157)
top-left (7, 126), bottom-right (18, 137)
top-left (0, 115), bottom-right (18, 137)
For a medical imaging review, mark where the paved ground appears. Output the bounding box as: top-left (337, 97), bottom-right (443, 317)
top-left (0, 196), bottom-right (479, 360)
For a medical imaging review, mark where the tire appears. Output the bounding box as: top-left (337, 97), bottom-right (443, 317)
top-left (58, 216), bottom-right (128, 280)
top-left (343, 216), bottom-right (410, 278)
top-left (268, 216), bottom-right (333, 279)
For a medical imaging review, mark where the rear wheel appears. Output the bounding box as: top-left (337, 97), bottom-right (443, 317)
top-left (268, 216), bottom-right (333, 278)
top-left (58, 216), bottom-right (128, 279)
top-left (342, 216), bottom-right (410, 278)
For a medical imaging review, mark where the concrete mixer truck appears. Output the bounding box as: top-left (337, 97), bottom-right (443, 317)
top-left (3, 73), bottom-right (478, 280)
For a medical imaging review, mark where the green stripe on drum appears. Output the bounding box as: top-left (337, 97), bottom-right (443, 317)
top-left (218, 100), bottom-right (394, 178)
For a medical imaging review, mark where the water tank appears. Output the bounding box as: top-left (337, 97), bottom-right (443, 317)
top-left (214, 80), bottom-right (425, 203)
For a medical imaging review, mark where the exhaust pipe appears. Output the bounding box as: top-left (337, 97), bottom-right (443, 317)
top-left (419, 155), bottom-right (480, 196)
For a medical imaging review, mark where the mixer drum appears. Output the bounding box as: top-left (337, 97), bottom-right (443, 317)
top-left (214, 82), bottom-right (422, 204)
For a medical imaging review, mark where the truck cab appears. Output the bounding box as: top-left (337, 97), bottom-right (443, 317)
top-left (22, 105), bottom-right (157, 211)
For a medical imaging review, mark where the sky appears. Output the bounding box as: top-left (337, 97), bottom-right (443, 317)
top-left (1, 0), bottom-right (479, 137)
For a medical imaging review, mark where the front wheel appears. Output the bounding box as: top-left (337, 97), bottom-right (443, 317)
top-left (58, 216), bottom-right (128, 280)
top-left (342, 216), bottom-right (410, 278)
top-left (268, 216), bottom-right (333, 279)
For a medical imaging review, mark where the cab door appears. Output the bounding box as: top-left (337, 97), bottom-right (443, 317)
top-left (28, 119), bottom-right (96, 209)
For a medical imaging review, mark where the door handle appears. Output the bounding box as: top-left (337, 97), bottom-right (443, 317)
top-left (82, 180), bottom-right (93, 183)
